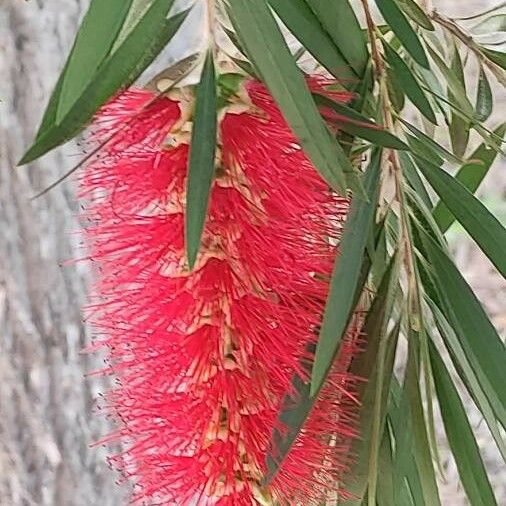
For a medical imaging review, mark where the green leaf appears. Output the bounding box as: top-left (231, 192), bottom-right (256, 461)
top-left (427, 297), bottom-right (506, 451)
top-left (481, 47), bottom-right (506, 70)
top-left (476, 66), bottom-right (493, 121)
top-left (376, 0), bottom-right (430, 68)
top-left (472, 14), bottom-right (506, 34)
top-left (268, 0), bottom-right (356, 82)
top-left (405, 335), bottom-right (442, 506)
top-left (20, 0), bottom-right (187, 164)
top-left (433, 123), bottom-right (506, 232)
top-left (305, 0), bottom-right (369, 76)
top-left (313, 94), bottom-right (409, 150)
top-left (416, 157), bottom-right (506, 276)
top-left (394, 0), bottom-right (435, 31)
top-left (383, 42), bottom-right (437, 124)
top-left (227, 0), bottom-right (361, 195)
top-left (448, 44), bottom-right (471, 158)
top-left (419, 232), bottom-right (506, 417)
top-left (400, 119), bottom-right (462, 165)
top-left (185, 51), bottom-right (217, 270)
top-left (429, 342), bottom-right (498, 506)
top-left (56, 0), bottom-right (134, 122)
top-left (264, 252), bottom-right (374, 486)
top-left (311, 151), bottom-right (381, 396)
top-left (339, 260), bottom-right (400, 505)
top-left (386, 65), bottom-right (406, 113)
top-left (400, 151), bottom-right (433, 209)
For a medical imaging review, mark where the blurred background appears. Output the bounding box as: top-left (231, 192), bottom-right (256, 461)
top-left (0, 1), bottom-right (504, 504)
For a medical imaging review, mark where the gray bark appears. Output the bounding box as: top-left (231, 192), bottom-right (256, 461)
top-left (0, 1), bottom-right (503, 505)
top-left (0, 1), bottom-right (125, 505)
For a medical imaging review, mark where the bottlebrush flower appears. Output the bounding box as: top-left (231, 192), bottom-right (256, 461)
top-left (79, 75), bottom-right (362, 505)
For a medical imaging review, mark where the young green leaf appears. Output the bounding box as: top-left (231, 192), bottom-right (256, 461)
top-left (433, 123), bottom-right (506, 232)
top-left (268, 0), bottom-right (356, 82)
top-left (419, 232), bottom-right (506, 416)
top-left (476, 66), bottom-right (493, 121)
top-left (481, 47), bottom-right (506, 70)
top-left (400, 119), bottom-right (462, 165)
top-left (305, 0), bottom-right (369, 76)
top-left (20, 0), bottom-right (188, 165)
top-left (376, 0), bottom-right (430, 68)
top-left (405, 336), bottom-right (442, 506)
top-left (338, 260), bottom-right (399, 505)
top-left (227, 0), bottom-right (361, 195)
top-left (394, 0), bottom-right (435, 31)
top-left (56, 0), bottom-right (134, 122)
top-left (429, 342), bottom-right (498, 506)
top-left (314, 94), bottom-right (409, 150)
top-left (427, 297), bottom-right (506, 443)
top-left (185, 51), bottom-right (217, 270)
top-left (416, 157), bottom-right (506, 277)
top-left (472, 14), bottom-right (506, 34)
top-left (311, 151), bottom-right (381, 396)
top-left (448, 44), bottom-right (471, 158)
top-left (383, 42), bottom-right (437, 124)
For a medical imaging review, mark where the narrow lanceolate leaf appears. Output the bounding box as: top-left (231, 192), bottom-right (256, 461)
top-left (427, 297), bottom-right (506, 450)
top-left (472, 14), bottom-right (506, 34)
top-left (268, 0), bottom-right (356, 82)
top-left (339, 260), bottom-right (399, 505)
top-left (416, 157), bottom-right (506, 277)
top-left (448, 44), bottom-right (470, 158)
top-left (57, 0), bottom-right (134, 122)
top-left (185, 51), bottom-right (217, 270)
top-left (419, 232), bottom-right (506, 418)
top-left (429, 343), bottom-right (498, 506)
top-left (311, 151), bottom-right (381, 396)
top-left (306, 0), bottom-right (369, 76)
top-left (405, 337), bottom-right (442, 506)
top-left (476, 66), bottom-right (493, 121)
top-left (314, 94), bottom-right (409, 150)
top-left (394, 0), bottom-right (435, 31)
top-left (383, 42), bottom-right (437, 124)
top-left (433, 123), bottom-right (506, 232)
top-left (20, 0), bottom-right (186, 164)
top-left (481, 47), bottom-right (506, 70)
top-left (400, 119), bottom-right (462, 165)
top-left (376, 0), bottom-right (430, 68)
top-left (227, 0), bottom-right (359, 195)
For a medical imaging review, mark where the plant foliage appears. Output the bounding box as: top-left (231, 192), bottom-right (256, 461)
top-left (20, 0), bottom-right (506, 504)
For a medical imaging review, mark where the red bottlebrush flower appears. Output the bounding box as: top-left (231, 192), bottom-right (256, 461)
top-left (79, 77), bottom-right (361, 505)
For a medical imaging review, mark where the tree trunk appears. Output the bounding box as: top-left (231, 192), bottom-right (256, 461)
top-left (0, 1), bottom-right (503, 506)
top-left (0, 2), bottom-right (125, 505)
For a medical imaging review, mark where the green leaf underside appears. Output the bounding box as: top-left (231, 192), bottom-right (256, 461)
top-left (433, 123), bottom-right (506, 232)
top-left (311, 150), bottom-right (381, 396)
top-left (305, 0), bottom-right (369, 77)
top-left (448, 44), bottom-right (470, 158)
top-left (20, 0), bottom-right (186, 164)
top-left (340, 265), bottom-right (399, 504)
top-left (420, 232), bottom-right (506, 417)
top-left (427, 297), bottom-right (506, 441)
top-left (314, 94), bottom-right (409, 149)
top-left (405, 337), bottom-right (442, 506)
top-left (383, 42), bottom-right (437, 124)
top-left (476, 66), bottom-right (493, 122)
top-left (227, 0), bottom-right (362, 196)
top-left (394, 0), bottom-right (435, 31)
top-left (376, 0), bottom-right (430, 68)
top-left (56, 0), bottom-right (134, 122)
top-left (430, 343), bottom-right (498, 506)
top-left (268, 0), bottom-right (356, 83)
top-left (185, 51), bottom-right (217, 270)
top-left (417, 157), bottom-right (506, 277)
